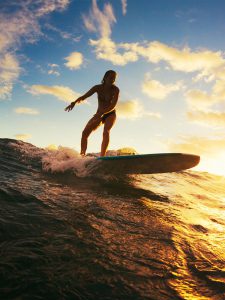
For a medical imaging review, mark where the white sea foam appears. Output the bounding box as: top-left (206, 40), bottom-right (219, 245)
top-left (9, 140), bottom-right (138, 177)
top-left (41, 146), bottom-right (138, 177)
top-left (41, 146), bottom-right (97, 177)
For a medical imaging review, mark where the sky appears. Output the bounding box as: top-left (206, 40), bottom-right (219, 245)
top-left (1, 0), bottom-right (225, 175)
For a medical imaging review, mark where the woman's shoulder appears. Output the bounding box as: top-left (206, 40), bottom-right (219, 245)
top-left (113, 85), bottom-right (120, 93)
top-left (93, 84), bottom-right (102, 92)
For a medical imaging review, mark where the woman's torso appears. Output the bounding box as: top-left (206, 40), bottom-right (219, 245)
top-left (96, 84), bottom-right (117, 111)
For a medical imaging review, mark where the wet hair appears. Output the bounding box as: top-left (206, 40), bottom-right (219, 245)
top-left (101, 70), bottom-right (117, 84)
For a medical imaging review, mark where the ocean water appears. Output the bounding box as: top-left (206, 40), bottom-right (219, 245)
top-left (1, 138), bottom-right (225, 300)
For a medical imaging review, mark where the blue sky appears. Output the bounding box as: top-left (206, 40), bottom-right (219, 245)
top-left (1, 0), bottom-right (225, 175)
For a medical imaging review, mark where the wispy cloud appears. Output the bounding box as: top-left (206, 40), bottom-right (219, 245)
top-left (187, 110), bottom-right (225, 127)
top-left (82, 0), bottom-right (116, 38)
top-left (168, 135), bottom-right (225, 156)
top-left (45, 23), bottom-right (81, 42)
top-left (0, 0), bottom-right (70, 99)
top-left (48, 69), bottom-right (60, 76)
top-left (185, 89), bottom-right (214, 110)
top-left (48, 63), bottom-right (59, 68)
top-left (33, 0), bottom-right (70, 16)
top-left (83, 0), bottom-right (138, 66)
top-left (0, 53), bottom-right (20, 99)
top-left (15, 134), bottom-right (32, 141)
top-left (121, 0), bottom-right (127, 15)
top-left (64, 52), bottom-right (83, 70)
top-left (185, 79), bottom-right (225, 125)
top-left (28, 84), bottom-right (80, 102)
top-left (14, 107), bottom-right (40, 115)
top-left (144, 111), bottom-right (161, 119)
top-left (48, 63), bottom-right (60, 76)
top-left (120, 41), bottom-right (225, 74)
top-left (142, 75), bottom-right (183, 100)
top-left (175, 9), bottom-right (197, 22)
top-left (83, 1), bottom-right (225, 80)
top-left (83, 0), bottom-right (225, 130)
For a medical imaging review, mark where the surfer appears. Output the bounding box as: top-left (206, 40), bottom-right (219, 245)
top-left (65, 70), bottom-right (119, 157)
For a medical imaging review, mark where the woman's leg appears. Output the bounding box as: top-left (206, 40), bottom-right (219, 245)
top-left (101, 113), bottom-right (116, 156)
top-left (81, 115), bottom-right (102, 155)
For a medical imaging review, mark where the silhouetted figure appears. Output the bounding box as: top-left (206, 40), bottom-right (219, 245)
top-left (65, 70), bottom-right (119, 156)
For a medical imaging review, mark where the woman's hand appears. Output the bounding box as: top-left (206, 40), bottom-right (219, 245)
top-left (65, 102), bottom-right (75, 112)
top-left (65, 99), bottom-right (82, 112)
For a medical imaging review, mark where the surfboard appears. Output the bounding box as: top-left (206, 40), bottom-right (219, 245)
top-left (97, 153), bottom-right (200, 174)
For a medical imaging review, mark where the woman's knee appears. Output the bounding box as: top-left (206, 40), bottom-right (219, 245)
top-left (103, 128), bottom-right (110, 137)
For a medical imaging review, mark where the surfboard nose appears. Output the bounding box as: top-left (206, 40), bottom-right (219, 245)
top-left (189, 154), bottom-right (200, 168)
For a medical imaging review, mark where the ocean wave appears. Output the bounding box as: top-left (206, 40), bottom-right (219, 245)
top-left (1, 138), bottom-right (225, 299)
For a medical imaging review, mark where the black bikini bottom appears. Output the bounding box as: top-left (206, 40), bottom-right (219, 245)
top-left (101, 110), bottom-right (116, 123)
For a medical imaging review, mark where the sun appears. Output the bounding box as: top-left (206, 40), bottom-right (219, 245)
top-left (195, 152), bottom-right (225, 177)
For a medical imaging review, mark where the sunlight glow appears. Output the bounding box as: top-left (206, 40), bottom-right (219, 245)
top-left (195, 153), bottom-right (225, 177)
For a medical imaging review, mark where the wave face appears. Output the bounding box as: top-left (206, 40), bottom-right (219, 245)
top-left (1, 138), bottom-right (225, 300)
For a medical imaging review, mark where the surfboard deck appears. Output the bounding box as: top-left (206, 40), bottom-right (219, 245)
top-left (96, 153), bottom-right (200, 174)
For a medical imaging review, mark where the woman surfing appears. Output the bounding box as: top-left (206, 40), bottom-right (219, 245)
top-left (65, 70), bottom-right (119, 157)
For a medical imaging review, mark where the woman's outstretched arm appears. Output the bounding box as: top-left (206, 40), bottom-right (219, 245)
top-left (65, 85), bottom-right (98, 112)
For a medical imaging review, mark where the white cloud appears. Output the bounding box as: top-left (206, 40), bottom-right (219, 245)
top-left (168, 135), bottom-right (225, 156)
top-left (83, 17), bottom-right (97, 33)
top-left (213, 79), bottom-right (225, 99)
top-left (83, 2), bottom-right (225, 74)
top-left (14, 107), bottom-right (40, 115)
top-left (83, 0), bottom-right (138, 66)
top-left (0, 7), bottom-right (40, 54)
top-left (142, 42), bottom-right (224, 73)
top-left (121, 0), bottom-right (127, 15)
top-left (48, 70), bottom-right (60, 76)
top-left (187, 110), bottom-right (225, 127)
top-left (185, 79), bottom-right (225, 126)
top-left (117, 99), bottom-right (161, 120)
top-left (0, 0), bottom-right (70, 99)
top-left (144, 112), bottom-right (161, 119)
top-left (117, 100), bottom-right (142, 119)
top-left (47, 63), bottom-right (60, 76)
top-left (34, 0), bottom-right (70, 17)
top-left (119, 41), bottom-right (225, 75)
top-left (0, 53), bottom-right (20, 99)
top-left (45, 22), bottom-right (81, 42)
top-left (15, 134), bottom-right (32, 141)
top-left (185, 89), bottom-right (214, 109)
top-left (81, 0), bottom-right (225, 131)
top-left (81, 0), bottom-right (225, 101)
top-left (48, 63), bottom-right (59, 68)
top-left (142, 75), bottom-right (183, 100)
top-left (83, 0), bottom-right (225, 75)
top-left (90, 37), bottom-right (138, 65)
top-left (186, 78), bottom-right (225, 110)
top-left (64, 52), bottom-right (83, 70)
top-left (28, 84), bottom-right (80, 102)
top-left (82, 0), bottom-right (116, 38)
